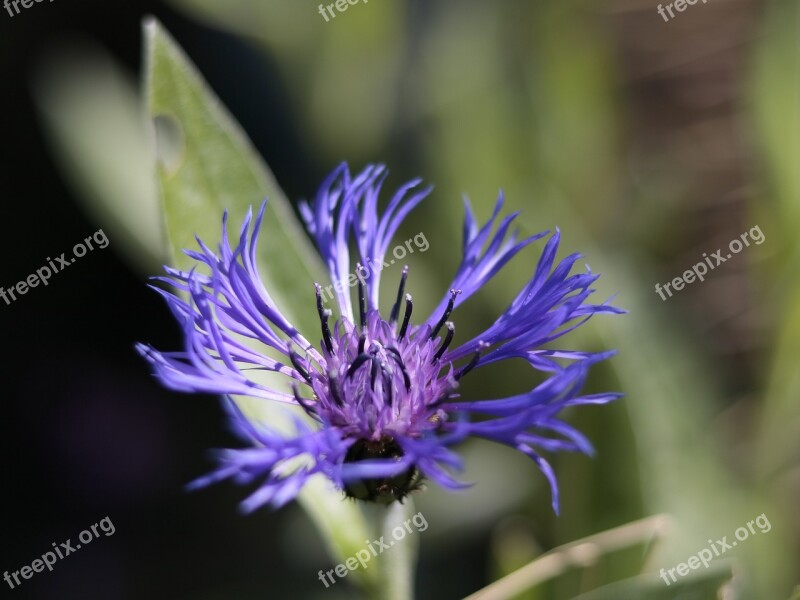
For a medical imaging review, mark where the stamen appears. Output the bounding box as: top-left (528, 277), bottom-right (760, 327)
top-left (357, 332), bottom-right (366, 355)
top-left (389, 266), bottom-right (409, 326)
top-left (431, 289), bottom-right (460, 339)
top-left (292, 383), bottom-right (319, 418)
top-left (382, 368), bottom-right (394, 407)
top-left (357, 266), bottom-right (367, 330)
top-left (455, 341), bottom-right (489, 381)
top-left (397, 294), bottom-right (413, 341)
top-left (289, 351), bottom-right (312, 383)
top-left (433, 322), bottom-right (455, 361)
top-left (347, 353), bottom-right (371, 379)
top-left (370, 357), bottom-right (380, 389)
top-left (328, 372), bottom-right (344, 407)
top-left (399, 364), bottom-right (411, 391)
top-left (314, 284), bottom-right (334, 354)
top-left (386, 347), bottom-right (411, 391)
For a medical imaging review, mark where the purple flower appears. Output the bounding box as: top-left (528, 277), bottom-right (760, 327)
top-left (136, 163), bottom-right (623, 513)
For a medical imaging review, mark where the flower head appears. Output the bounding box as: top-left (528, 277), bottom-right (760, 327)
top-left (137, 163), bottom-right (623, 513)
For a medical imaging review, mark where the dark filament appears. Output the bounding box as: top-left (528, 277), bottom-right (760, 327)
top-left (434, 322), bottom-right (455, 361)
top-left (292, 383), bottom-right (319, 418)
top-left (397, 294), bottom-right (413, 341)
top-left (289, 350), bottom-right (312, 383)
top-left (347, 353), bottom-right (371, 379)
top-left (357, 332), bottom-right (366, 355)
top-left (382, 369), bottom-right (394, 406)
top-left (370, 358), bottom-right (380, 389)
top-left (389, 266), bottom-right (409, 326)
top-left (346, 344), bottom-right (404, 406)
top-left (455, 342), bottom-right (488, 381)
top-left (386, 347), bottom-right (412, 391)
top-left (328, 372), bottom-right (344, 406)
top-left (357, 266), bottom-right (367, 330)
top-left (431, 289), bottom-right (460, 339)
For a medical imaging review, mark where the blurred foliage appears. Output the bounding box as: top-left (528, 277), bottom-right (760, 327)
top-left (33, 43), bottom-right (165, 273)
top-left (752, 0), bottom-right (800, 484)
top-left (35, 0), bottom-right (799, 598)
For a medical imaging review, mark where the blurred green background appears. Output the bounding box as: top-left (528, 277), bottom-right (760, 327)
top-left (3, 0), bottom-right (798, 598)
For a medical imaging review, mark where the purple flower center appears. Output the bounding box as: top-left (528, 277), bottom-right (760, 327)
top-left (290, 268), bottom-right (476, 502)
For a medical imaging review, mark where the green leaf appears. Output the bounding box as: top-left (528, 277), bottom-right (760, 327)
top-left (143, 17), bottom-right (321, 291)
top-left (142, 16), bottom-right (391, 595)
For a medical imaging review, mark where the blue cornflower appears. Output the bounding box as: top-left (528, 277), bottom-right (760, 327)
top-left (136, 163), bottom-right (623, 513)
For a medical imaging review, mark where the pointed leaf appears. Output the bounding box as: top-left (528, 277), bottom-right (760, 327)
top-left (142, 16), bottom-right (383, 593)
